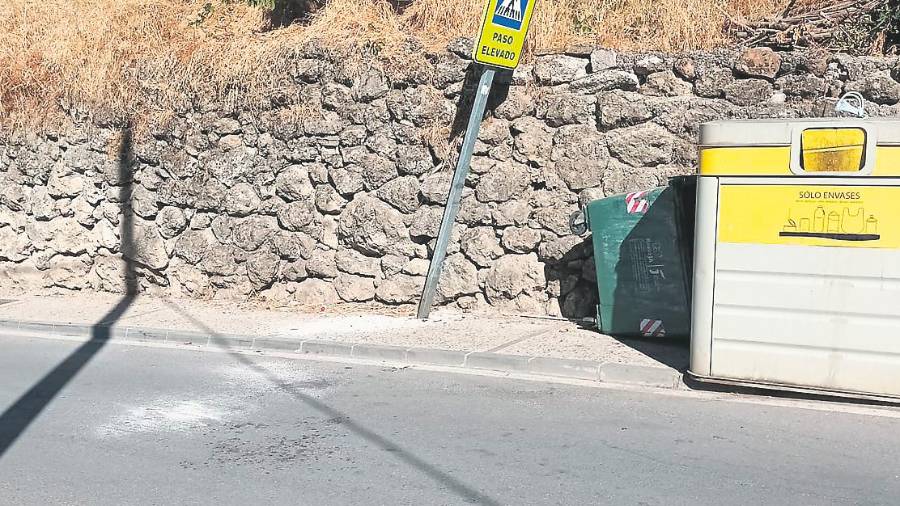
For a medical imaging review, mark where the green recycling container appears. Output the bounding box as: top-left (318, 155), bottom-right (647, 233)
top-left (584, 177), bottom-right (696, 339)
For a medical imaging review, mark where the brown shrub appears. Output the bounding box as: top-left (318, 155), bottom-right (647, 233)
top-left (0, 0), bottom-right (794, 129)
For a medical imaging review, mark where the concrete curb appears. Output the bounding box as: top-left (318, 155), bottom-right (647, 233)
top-left (0, 319), bottom-right (684, 390)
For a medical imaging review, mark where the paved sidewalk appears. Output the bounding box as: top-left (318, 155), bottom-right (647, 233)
top-left (0, 292), bottom-right (689, 388)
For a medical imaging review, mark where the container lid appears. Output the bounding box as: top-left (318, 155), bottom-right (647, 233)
top-left (700, 119), bottom-right (900, 147)
top-left (699, 119), bottom-right (900, 177)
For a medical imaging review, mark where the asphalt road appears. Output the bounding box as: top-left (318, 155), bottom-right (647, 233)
top-left (1, 335), bottom-right (899, 505)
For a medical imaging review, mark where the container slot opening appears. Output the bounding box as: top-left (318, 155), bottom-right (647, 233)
top-left (799, 127), bottom-right (866, 173)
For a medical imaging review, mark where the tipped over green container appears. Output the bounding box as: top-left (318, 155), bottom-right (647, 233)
top-left (583, 177), bottom-right (696, 339)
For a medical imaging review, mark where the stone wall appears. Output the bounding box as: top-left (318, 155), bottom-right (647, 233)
top-left (1, 43), bottom-right (898, 316)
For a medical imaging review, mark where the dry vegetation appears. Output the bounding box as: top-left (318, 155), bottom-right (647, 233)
top-left (0, 0), bottom-right (837, 128)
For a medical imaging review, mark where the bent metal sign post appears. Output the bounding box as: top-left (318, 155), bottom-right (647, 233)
top-left (417, 0), bottom-right (538, 319)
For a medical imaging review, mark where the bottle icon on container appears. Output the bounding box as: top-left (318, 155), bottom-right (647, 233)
top-left (827, 211), bottom-right (840, 233)
top-left (866, 215), bottom-right (879, 234)
top-left (813, 206), bottom-right (826, 232)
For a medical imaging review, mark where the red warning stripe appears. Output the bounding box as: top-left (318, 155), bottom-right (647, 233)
top-left (625, 191), bottom-right (650, 214)
top-left (640, 319), bottom-right (666, 337)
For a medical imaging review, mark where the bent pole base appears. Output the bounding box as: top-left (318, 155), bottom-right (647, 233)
top-left (417, 67), bottom-right (496, 320)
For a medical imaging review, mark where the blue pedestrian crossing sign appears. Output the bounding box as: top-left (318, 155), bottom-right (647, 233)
top-left (473, 0), bottom-right (537, 69)
top-left (493, 0), bottom-right (529, 30)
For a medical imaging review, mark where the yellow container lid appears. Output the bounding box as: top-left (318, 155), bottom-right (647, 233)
top-left (699, 119), bottom-right (900, 177)
top-left (700, 119), bottom-right (900, 147)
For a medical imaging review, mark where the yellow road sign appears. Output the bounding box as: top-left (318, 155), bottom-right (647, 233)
top-left (472, 0), bottom-right (537, 70)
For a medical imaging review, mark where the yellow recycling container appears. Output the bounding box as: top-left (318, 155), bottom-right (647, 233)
top-left (690, 119), bottom-right (900, 399)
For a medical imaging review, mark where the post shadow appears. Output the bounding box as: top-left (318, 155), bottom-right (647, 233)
top-left (0, 125), bottom-right (138, 458)
top-left (449, 65), bottom-right (512, 142)
top-left (161, 300), bottom-right (501, 506)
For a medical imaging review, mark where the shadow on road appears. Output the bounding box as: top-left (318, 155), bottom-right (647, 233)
top-left (162, 300), bottom-right (501, 506)
top-left (0, 125), bottom-right (138, 458)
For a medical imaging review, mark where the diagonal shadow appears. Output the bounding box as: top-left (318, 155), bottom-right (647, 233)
top-left (162, 300), bottom-right (501, 506)
top-left (449, 64), bottom-right (511, 141)
top-left (0, 125), bottom-right (139, 458)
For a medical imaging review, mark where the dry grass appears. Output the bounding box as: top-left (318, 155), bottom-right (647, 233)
top-left (404, 0), bottom-right (788, 52)
top-left (0, 0), bottom-right (809, 129)
top-left (0, 0), bottom-right (293, 129)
